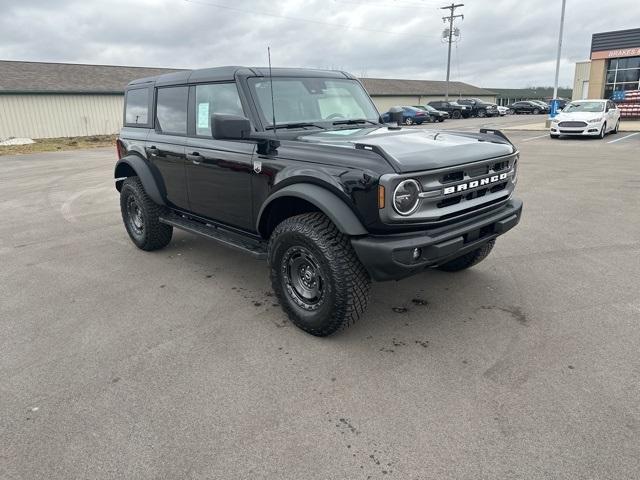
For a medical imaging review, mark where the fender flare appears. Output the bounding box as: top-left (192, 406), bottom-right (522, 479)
top-left (257, 183), bottom-right (368, 236)
top-left (114, 155), bottom-right (165, 206)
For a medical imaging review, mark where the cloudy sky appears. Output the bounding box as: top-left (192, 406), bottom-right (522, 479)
top-left (1, 0), bottom-right (639, 87)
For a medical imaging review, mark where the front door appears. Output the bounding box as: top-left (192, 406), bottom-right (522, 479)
top-left (185, 83), bottom-right (256, 231)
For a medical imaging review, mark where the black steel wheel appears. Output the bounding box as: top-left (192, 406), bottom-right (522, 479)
top-left (120, 177), bottom-right (172, 251)
top-left (268, 212), bottom-right (371, 336)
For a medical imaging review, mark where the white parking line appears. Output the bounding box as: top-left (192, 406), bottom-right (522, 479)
top-left (521, 133), bottom-right (549, 142)
top-left (607, 132), bottom-right (640, 144)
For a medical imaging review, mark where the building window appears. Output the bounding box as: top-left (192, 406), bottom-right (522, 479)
top-left (604, 56), bottom-right (640, 99)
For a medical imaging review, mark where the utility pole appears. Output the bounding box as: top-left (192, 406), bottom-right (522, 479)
top-left (441, 3), bottom-right (463, 101)
top-left (549, 0), bottom-right (567, 122)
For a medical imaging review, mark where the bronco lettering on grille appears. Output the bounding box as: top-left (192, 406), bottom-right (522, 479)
top-left (443, 172), bottom-right (508, 195)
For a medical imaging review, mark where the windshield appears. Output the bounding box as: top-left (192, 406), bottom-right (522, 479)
top-left (423, 105), bottom-right (437, 112)
top-left (563, 101), bottom-right (604, 113)
top-left (248, 77), bottom-right (379, 128)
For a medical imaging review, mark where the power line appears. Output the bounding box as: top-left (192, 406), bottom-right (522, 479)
top-left (183, 0), bottom-right (432, 38)
top-left (441, 2), bottom-right (463, 100)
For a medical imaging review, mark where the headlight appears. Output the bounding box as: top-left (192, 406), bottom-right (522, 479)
top-left (588, 117), bottom-right (603, 123)
top-left (393, 179), bottom-right (421, 215)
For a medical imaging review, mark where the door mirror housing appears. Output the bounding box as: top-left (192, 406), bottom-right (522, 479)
top-left (211, 114), bottom-right (252, 140)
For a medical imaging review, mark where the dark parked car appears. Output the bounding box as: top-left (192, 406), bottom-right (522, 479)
top-left (413, 105), bottom-right (449, 122)
top-left (457, 98), bottom-right (500, 117)
top-left (507, 101), bottom-right (547, 114)
top-left (427, 100), bottom-right (469, 119)
top-left (115, 66), bottom-right (522, 336)
top-left (547, 98), bottom-right (568, 110)
top-left (381, 106), bottom-right (430, 125)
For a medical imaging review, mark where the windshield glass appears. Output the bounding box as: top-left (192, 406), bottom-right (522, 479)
top-left (248, 77), bottom-right (379, 128)
top-left (563, 101), bottom-right (604, 113)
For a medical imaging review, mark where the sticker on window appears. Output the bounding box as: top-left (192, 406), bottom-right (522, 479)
top-left (197, 102), bottom-right (210, 129)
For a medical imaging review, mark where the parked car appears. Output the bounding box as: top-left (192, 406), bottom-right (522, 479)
top-left (496, 105), bottom-right (510, 116)
top-left (381, 106), bottom-right (430, 125)
top-left (549, 99), bottom-right (620, 139)
top-left (507, 101), bottom-right (547, 114)
top-left (529, 100), bottom-right (551, 112)
top-left (115, 66), bottom-right (523, 336)
top-left (456, 98), bottom-right (500, 117)
top-left (427, 100), bottom-right (469, 119)
top-left (413, 105), bottom-right (449, 122)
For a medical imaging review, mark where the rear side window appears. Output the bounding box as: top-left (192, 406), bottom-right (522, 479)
top-left (194, 83), bottom-right (244, 136)
top-left (125, 88), bottom-right (149, 126)
top-left (156, 86), bottom-right (188, 135)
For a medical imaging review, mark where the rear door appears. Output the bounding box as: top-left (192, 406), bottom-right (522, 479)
top-left (185, 82), bottom-right (256, 230)
top-left (146, 86), bottom-right (190, 209)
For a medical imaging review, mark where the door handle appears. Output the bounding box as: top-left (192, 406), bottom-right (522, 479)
top-left (187, 152), bottom-right (201, 164)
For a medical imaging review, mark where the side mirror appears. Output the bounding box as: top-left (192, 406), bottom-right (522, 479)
top-left (211, 114), bottom-right (251, 140)
top-left (389, 106), bottom-right (404, 126)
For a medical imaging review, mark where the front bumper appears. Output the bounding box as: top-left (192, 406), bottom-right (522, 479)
top-left (550, 122), bottom-right (602, 136)
top-left (351, 198), bottom-right (523, 281)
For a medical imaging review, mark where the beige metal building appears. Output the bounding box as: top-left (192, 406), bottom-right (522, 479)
top-left (0, 61), bottom-right (178, 139)
top-left (1, 60), bottom-right (495, 139)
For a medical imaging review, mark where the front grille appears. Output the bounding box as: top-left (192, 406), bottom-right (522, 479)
top-left (558, 121), bottom-right (587, 127)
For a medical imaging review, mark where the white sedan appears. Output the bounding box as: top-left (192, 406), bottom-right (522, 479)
top-left (496, 105), bottom-right (510, 116)
top-left (550, 99), bottom-right (620, 139)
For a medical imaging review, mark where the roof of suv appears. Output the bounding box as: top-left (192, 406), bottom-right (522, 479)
top-left (128, 66), bottom-right (354, 87)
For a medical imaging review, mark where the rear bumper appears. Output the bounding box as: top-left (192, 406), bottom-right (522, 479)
top-left (351, 198), bottom-right (523, 281)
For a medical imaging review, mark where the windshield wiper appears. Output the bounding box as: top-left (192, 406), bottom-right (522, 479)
top-left (331, 119), bottom-right (379, 126)
top-left (265, 122), bottom-right (326, 130)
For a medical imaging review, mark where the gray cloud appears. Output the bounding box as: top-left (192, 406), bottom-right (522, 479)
top-left (1, 0), bottom-right (639, 87)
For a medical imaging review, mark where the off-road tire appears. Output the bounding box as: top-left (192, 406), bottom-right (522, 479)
top-left (120, 176), bottom-right (173, 251)
top-left (451, 110), bottom-right (462, 119)
top-left (268, 212), bottom-right (371, 336)
top-left (437, 240), bottom-right (495, 272)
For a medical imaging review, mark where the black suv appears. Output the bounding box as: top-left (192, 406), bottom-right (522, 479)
top-left (507, 101), bottom-right (547, 114)
top-left (457, 98), bottom-right (500, 117)
top-left (427, 100), bottom-right (469, 119)
top-left (115, 67), bottom-right (522, 336)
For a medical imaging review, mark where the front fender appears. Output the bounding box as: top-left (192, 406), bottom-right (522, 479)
top-left (257, 183), bottom-right (368, 236)
top-left (114, 155), bottom-right (165, 206)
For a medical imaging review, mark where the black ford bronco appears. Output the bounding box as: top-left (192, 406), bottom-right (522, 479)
top-left (115, 67), bottom-right (522, 336)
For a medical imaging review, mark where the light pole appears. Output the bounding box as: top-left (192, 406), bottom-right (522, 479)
top-left (548, 0), bottom-right (567, 125)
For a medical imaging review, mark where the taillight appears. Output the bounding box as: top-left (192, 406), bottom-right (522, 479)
top-left (116, 138), bottom-right (125, 159)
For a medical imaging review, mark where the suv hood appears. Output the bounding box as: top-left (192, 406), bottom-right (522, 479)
top-left (297, 126), bottom-right (515, 173)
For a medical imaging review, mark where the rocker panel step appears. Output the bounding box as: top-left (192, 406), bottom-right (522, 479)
top-left (159, 213), bottom-right (267, 259)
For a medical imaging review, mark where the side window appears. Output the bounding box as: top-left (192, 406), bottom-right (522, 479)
top-left (155, 86), bottom-right (188, 135)
top-left (125, 88), bottom-right (149, 126)
top-left (195, 83), bottom-right (244, 136)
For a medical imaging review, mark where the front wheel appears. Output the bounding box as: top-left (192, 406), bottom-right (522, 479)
top-left (436, 240), bottom-right (495, 272)
top-left (477, 109), bottom-right (486, 118)
top-left (599, 123), bottom-right (606, 139)
top-left (120, 177), bottom-right (172, 251)
top-left (533, 108), bottom-right (540, 114)
top-left (451, 110), bottom-right (462, 119)
top-left (404, 117), bottom-right (414, 125)
top-left (268, 213), bottom-right (371, 336)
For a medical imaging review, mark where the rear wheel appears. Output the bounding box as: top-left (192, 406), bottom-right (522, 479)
top-left (508, 109), bottom-right (515, 115)
top-left (120, 177), bottom-right (172, 251)
top-left (436, 240), bottom-right (495, 272)
top-left (533, 108), bottom-right (540, 114)
top-left (477, 109), bottom-right (486, 118)
top-left (268, 213), bottom-right (371, 336)
top-left (404, 117), bottom-right (413, 125)
top-left (451, 110), bottom-right (461, 119)
top-left (612, 120), bottom-right (619, 134)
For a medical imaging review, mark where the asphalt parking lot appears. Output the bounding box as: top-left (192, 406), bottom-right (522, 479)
top-left (2, 124), bottom-right (640, 479)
